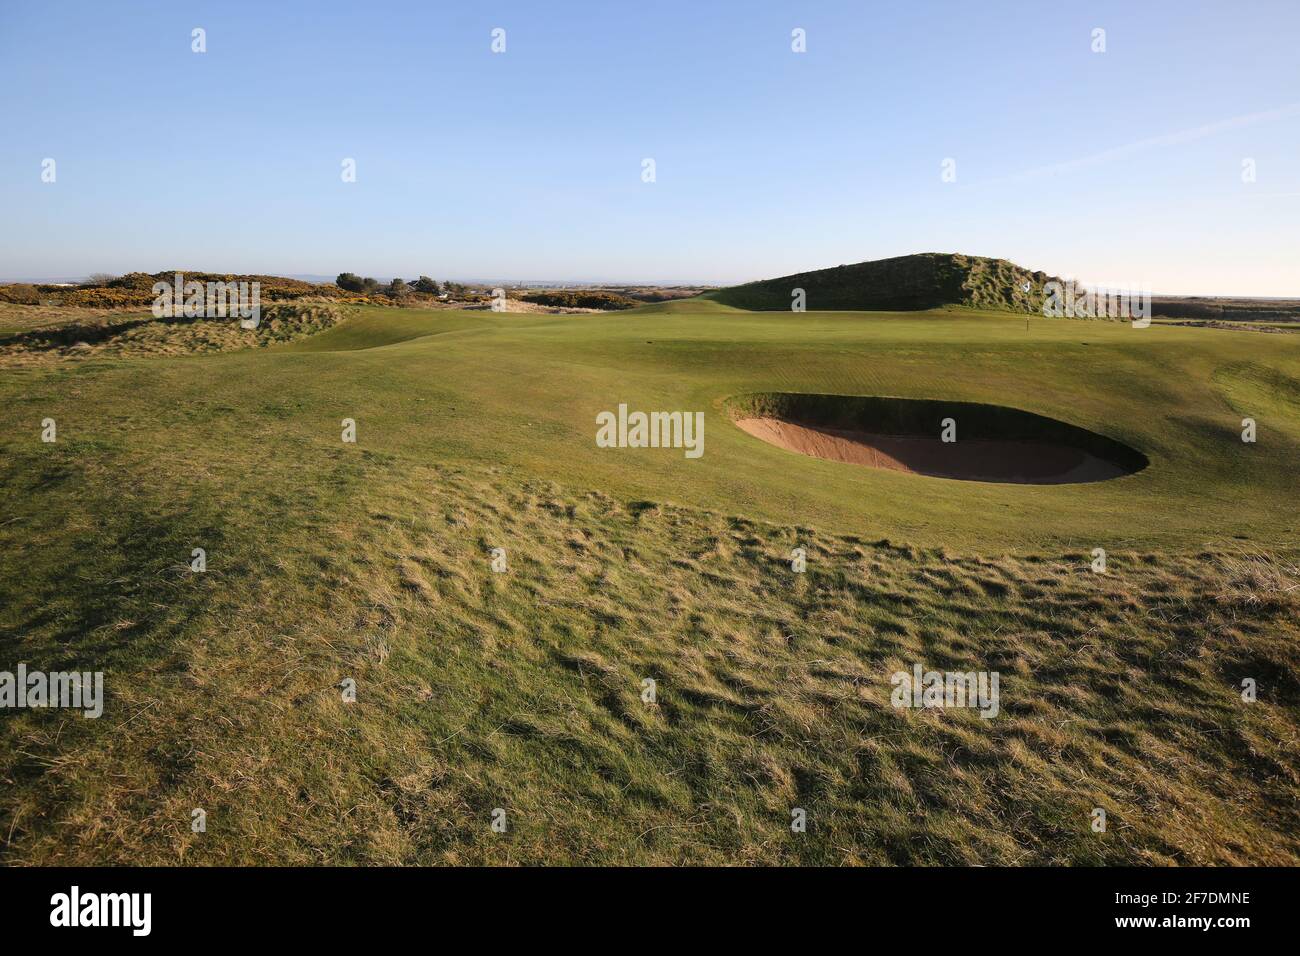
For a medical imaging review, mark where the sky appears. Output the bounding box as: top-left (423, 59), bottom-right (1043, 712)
top-left (1, 0), bottom-right (1298, 294)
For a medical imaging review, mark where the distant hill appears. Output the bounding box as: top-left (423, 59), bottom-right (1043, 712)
top-left (1150, 295), bottom-right (1300, 324)
top-left (705, 252), bottom-right (1060, 313)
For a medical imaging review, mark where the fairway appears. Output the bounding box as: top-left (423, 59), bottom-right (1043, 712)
top-left (13, 300), bottom-right (1295, 550)
top-left (300, 302), bottom-right (1300, 549)
top-left (2, 301), bottom-right (1298, 865)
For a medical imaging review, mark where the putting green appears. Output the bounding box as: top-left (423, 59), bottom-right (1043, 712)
top-left (283, 301), bottom-right (1297, 551)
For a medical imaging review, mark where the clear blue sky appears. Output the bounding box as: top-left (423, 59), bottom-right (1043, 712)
top-left (2, 0), bottom-right (1298, 294)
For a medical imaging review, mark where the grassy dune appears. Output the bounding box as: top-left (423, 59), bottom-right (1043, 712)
top-left (704, 253), bottom-right (1058, 313)
top-left (1, 301), bottom-right (1298, 864)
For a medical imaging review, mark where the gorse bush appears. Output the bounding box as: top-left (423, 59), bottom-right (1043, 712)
top-left (61, 287), bottom-right (156, 308)
top-left (5, 271), bottom-right (513, 312)
top-left (2, 272), bottom-right (364, 311)
top-left (521, 290), bottom-right (638, 310)
top-left (0, 283), bottom-right (41, 305)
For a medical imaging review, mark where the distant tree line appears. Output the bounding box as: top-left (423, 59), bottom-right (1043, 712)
top-left (335, 273), bottom-right (471, 298)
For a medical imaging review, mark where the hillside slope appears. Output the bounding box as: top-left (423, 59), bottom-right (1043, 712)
top-left (706, 252), bottom-right (1059, 313)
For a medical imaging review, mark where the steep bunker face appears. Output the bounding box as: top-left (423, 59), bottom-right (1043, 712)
top-left (729, 393), bottom-right (1147, 485)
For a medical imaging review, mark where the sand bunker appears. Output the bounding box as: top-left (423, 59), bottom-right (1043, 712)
top-left (736, 418), bottom-right (1130, 484)
top-left (730, 394), bottom-right (1146, 485)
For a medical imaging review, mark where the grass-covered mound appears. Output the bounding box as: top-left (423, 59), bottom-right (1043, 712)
top-left (0, 303), bottom-right (344, 366)
top-left (706, 252), bottom-right (1059, 312)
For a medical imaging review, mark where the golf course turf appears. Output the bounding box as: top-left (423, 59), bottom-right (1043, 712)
top-left (1, 299), bottom-right (1297, 864)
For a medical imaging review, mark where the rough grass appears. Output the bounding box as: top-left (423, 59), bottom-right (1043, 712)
top-left (0, 450), bottom-right (1297, 865)
top-left (1, 301), bottom-right (1298, 865)
top-left (0, 303), bottom-right (345, 366)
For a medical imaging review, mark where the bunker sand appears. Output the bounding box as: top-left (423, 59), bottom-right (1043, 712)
top-left (735, 417), bottom-right (1128, 484)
